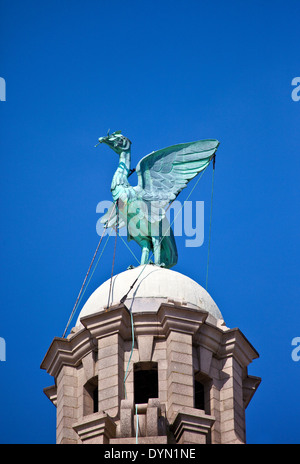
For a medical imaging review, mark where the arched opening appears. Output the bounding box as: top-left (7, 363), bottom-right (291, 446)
top-left (134, 362), bottom-right (158, 404)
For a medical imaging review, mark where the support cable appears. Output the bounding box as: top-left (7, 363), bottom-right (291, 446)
top-left (107, 201), bottom-right (119, 309)
top-left (116, 230), bottom-right (141, 265)
top-left (120, 163), bottom-right (212, 399)
top-left (206, 155), bottom-right (216, 291)
top-left (120, 162), bottom-right (210, 304)
top-left (62, 203), bottom-right (117, 338)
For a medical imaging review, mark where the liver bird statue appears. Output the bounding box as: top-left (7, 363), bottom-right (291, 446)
top-left (96, 131), bottom-right (219, 269)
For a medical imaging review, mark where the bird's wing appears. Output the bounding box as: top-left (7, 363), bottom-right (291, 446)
top-left (134, 139), bottom-right (219, 221)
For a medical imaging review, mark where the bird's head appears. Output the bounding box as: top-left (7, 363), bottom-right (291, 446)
top-left (96, 130), bottom-right (131, 155)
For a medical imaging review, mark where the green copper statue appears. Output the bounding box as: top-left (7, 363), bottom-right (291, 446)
top-left (96, 131), bottom-right (219, 269)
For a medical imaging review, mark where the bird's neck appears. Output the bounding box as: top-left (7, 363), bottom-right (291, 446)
top-left (118, 151), bottom-right (131, 173)
top-left (111, 150), bottom-right (131, 192)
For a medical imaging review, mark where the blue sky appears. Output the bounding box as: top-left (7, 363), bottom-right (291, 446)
top-left (0, 0), bottom-right (299, 444)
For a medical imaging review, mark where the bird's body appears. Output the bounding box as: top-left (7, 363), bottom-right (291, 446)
top-left (97, 131), bottom-right (219, 269)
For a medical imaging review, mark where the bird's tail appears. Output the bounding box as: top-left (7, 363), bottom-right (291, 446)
top-left (160, 227), bottom-right (178, 269)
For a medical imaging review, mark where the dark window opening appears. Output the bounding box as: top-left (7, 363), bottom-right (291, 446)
top-left (194, 371), bottom-right (211, 413)
top-left (134, 362), bottom-right (158, 404)
top-left (93, 385), bottom-right (98, 413)
top-left (194, 380), bottom-right (205, 410)
top-left (83, 376), bottom-right (98, 415)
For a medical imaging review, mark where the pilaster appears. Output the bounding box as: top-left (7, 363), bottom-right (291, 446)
top-left (56, 365), bottom-right (79, 444)
top-left (98, 333), bottom-right (124, 418)
top-left (166, 330), bottom-right (194, 420)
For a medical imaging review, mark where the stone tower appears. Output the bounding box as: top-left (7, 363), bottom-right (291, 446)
top-left (41, 265), bottom-right (260, 444)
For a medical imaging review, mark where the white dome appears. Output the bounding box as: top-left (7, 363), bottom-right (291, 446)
top-left (75, 265), bottom-right (223, 327)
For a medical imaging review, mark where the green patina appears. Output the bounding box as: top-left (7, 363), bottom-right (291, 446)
top-left (96, 131), bottom-right (219, 269)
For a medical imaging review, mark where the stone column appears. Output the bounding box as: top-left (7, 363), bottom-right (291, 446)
top-left (166, 331), bottom-right (194, 421)
top-left (216, 328), bottom-right (260, 444)
top-left (56, 365), bottom-right (79, 444)
top-left (219, 356), bottom-right (245, 444)
top-left (209, 362), bottom-right (222, 444)
top-left (158, 304), bottom-right (207, 423)
top-left (98, 333), bottom-right (124, 418)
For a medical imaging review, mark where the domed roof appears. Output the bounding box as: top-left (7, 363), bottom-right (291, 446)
top-left (75, 265), bottom-right (223, 327)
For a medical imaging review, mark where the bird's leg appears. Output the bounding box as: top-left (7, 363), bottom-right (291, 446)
top-left (152, 236), bottom-right (163, 266)
top-left (140, 240), bottom-right (150, 265)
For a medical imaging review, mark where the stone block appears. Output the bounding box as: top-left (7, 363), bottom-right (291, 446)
top-left (99, 396), bottom-right (119, 411)
top-left (73, 412), bottom-right (116, 444)
top-left (98, 353), bottom-right (123, 370)
top-left (169, 351), bottom-right (193, 365)
top-left (110, 436), bottom-right (168, 444)
top-left (168, 371), bottom-right (194, 386)
top-left (159, 390), bottom-right (167, 403)
top-left (98, 343), bottom-right (120, 359)
top-left (98, 363), bottom-right (120, 380)
top-left (199, 346), bottom-right (213, 376)
top-left (168, 393), bottom-right (194, 409)
top-left (177, 430), bottom-right (206, 444)
top-left (168, 339), bottom-right (193, 355)
top-left (171, 382), bottom-right (194, 397)
top-left (98, 333), bottom-right (121, 349)
top-left (100, 373), bottom-right (123, 391)
top-left (99, 385), bottom-right (119, 402)
top-left (137, 335), bottom-right (154, 362)
top-left (152, 347), bottom-right (167, 361)
top-left (82, 351), bottom-right (95, 380)
top-left (146, 399), bottom-right (161, 437)
top-left (171, 409), bottom-right (215, 445)
top-left (120, 399), bottom-right (134, 438)
top-left (167, 361), bottom-right (193, 376)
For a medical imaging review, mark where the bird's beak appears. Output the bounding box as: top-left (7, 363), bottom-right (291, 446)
top-left (94, 137), bottom-right (105, 148)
